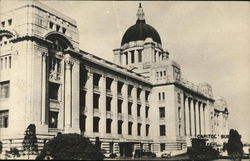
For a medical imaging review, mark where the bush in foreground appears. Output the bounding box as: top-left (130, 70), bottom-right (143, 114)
top-left (36, 133), bottom-right (104, 160)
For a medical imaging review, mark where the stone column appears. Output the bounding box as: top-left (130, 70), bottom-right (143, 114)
top-left (204, 104), bottom-right (209, 135)
top-left (141, 90), bottom-right (146, 137)
top-left (155, 51), bottom-right (158, 62)
top-left (99, 75), bottom-right (107, 135)
top-left (111, 79), bottom-right (118, 136)
top-left (122, 83), bottom-right (128, 136)
top-left (134, 50), bottom-right (138, 64)
top-left (128, 51), bottom-right (131, 65)
top-left (86, 71), bottom-right (94, 135)
top-left (190, 99), bottom-right (195, 136)
top-left (195, 100), bottom-right (199, 136)
top-left (200, 103), bottom-right (204, 135)
top-left (41, 52), bottom-right (48, 125)
top-left (132, 86), bottom-right (137, 137)
top-left (158, 52), bottom-right (161, 62)
top-left (64, 55), bottom-right (74, 130)
top-left (184, 96), bottom-right (190, 136)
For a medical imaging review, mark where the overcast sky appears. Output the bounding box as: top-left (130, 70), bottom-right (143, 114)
top-left (1, 1), bottom-right (250, 142)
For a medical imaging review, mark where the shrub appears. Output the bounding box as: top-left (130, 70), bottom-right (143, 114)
top-left (22, 124), bottom-right (38, 159)
top-left (36, 133), bottom-right (104, 160)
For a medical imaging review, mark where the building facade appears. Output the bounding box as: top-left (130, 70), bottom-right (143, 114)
top-left (0, 1), bottom-right (229, 157)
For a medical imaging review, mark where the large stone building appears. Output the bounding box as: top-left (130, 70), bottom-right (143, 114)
top-left (0, 1), bottom-right (229, 157)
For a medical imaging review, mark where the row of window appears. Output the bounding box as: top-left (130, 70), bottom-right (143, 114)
top-left (0, 110), bottom-right (8, 128)
top-left (158, 92), bottom-right (165, 101)
top-left (1, 19), bottom-right (12, 28)
top-left (123, 49), bottom-right (142, 65)
top-left (156, 70), bottom-right (167, 78)
top-left (0, 56), bottom-right (12, 70)
top-left (91, 116), bottom-right (150, 136)
top-left (49, 21), bottom-right (66, 34)
top-left (92, 73), bottom-right (150, 101)
top-left (0, 81), bottom-right (10, 99)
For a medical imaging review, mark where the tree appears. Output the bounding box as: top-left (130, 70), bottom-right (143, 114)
top-left (225, 129), bottom-right (243, 161)
top-left (22, 124), bottom-right (38, 159)
top-left (36, 133), bottom-right (104, 160)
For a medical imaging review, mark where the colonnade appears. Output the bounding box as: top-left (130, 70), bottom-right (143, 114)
top-left (119, 49), bottom-right (167, 66)
top-left (184, 95), bottom-right (210, 136)
top-left (84, 69), bottom-right (150, 138)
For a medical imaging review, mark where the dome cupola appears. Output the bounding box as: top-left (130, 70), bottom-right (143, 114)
top-left (121, 3), bottom-right (162, 46)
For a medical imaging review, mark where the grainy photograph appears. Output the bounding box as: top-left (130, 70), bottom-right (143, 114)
top-left (0, 0), bottom-right (249, 160)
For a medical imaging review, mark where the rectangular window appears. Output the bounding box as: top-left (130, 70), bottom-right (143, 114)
top-left (160, 71), bottom-right (163, 77)
top-left (62, 27), bottom-right (66, 34)
top-left (49, 22), bottom-right (54, 29)
top-left (159, 107), bottom-right (165, 118)
top-left (48, 111), bottom-right (58, 128)
top-left (0, 81), bottom-right (10, 99)
top-left (160, 143), bottom-right (166, 151)
top-left (146, 124), bottom-right (150, 136)
top-left (93, 93), bottom-right (100, 109)
top-left (1, 21), bottom-right (5, 27)
top-left (162, 92), bottom-right (165, 100)
top-left (93, 117), bottom-right (100, 132)
top-left (145, 106), bottom-right (149, 118)
top-left (137, 123), bottom-right (141, 136)
top-left (106, 97), bottom-right (112, 111)
top-left (164, 71), bottom-right (166, 76)
top-left (137, 88), bottom-right (141, 99)
top-left (118, 81), bottom-right (123, 94)
top-left (137, 104), bottom-right (141, 117)
top-left (8, 19), bottom-right (12, 26)
top-left (0, 110), bottom-right (9, 128)
top-left (9, 56), bottom-right (11, 68)
top-left (145, 91), bottom-right (150, 101)
top-left (125, 53), bottom-right (128, 65)
top-left (160, 125), bottom-right (166, 136)
top-left (106, 119), bottom-right (112, 133)
top-left (156, 72), bottom-right (159, 77)
top-left (128, 85), bottom-right (133, 97)
top-left (128, 102), bottom-right (132, 115)
top-left (118, 99), bottom-right (122, 113)
top-left (158, 92), bottom-right (161, 100)
top-left (56, 25), bottom-right (60, 32)
top-left (131, 51), bottom-right (135, 63)
top-left (5, 57), bottom-right (7, 69)
top-left (118, 120), bottom-right (123, 134)
top-left (49, 82), bottom-right (60, 100)
top-left (128, 122), bottom-right (133, 135)
top-left (106, 77), bottom-right (112, 90)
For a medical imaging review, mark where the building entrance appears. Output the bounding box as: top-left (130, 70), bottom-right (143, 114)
top-left (119, 142), bottom-right (134, 157)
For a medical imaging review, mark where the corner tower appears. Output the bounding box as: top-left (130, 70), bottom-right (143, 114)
top-left (113, 3), bottom-right (169, 79)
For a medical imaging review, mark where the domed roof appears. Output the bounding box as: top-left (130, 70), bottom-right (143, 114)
top-left (121, 3), bottom-right (161, 46)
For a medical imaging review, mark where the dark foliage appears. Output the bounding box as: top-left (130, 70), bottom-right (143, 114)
top-left (0, 141), bottom-right (2, 154)
top-left (225, 129), bottom-right (243, 157)
top-left (22, 124), bottom-right (38, 155)
top-left (36, 133), bottom-right (104, 160)
top-left (6, 147), bottom-right (20, 158)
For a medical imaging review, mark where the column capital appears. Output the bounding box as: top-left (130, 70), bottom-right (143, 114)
top-left (42, 52), bottom-right (48, 57)
top-left (65, 58), bottom-right (74, 70)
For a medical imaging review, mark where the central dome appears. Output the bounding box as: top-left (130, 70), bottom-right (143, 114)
top-left (121, 3), bottom-right (161, 46)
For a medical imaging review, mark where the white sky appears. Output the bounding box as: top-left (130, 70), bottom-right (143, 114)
top-left (1, 1), bottom-right (250, 142)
